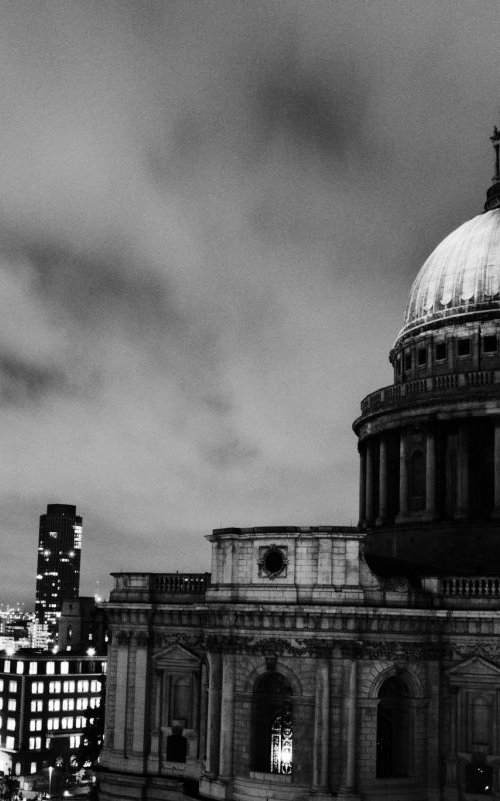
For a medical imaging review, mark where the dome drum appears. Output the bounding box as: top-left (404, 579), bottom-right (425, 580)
top-left (390, 319), bottom-right (500, 386)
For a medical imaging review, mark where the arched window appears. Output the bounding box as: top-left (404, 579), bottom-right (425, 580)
top-left (376, 676), bottom-right (411, 778)
top-left (409, 449), bottom-right (425, 510)
top-left (252, 672), bottom-right (293, 774)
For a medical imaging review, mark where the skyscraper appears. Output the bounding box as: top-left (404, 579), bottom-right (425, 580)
top-left (35, 504), bottom-right (82, 644)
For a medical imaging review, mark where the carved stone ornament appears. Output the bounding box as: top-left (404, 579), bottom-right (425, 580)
top-left (385, 576), bottom-right (410, 593)
top-left (258, 544), bottom-right (288, 579)
top-left (153, 631), bottom-right (204, 650)
top-left (362, 641), bottom-right (442, 661)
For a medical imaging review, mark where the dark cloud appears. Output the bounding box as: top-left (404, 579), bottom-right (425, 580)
top-left (204, 436), bottom-right (260, 470)
top-left (0, 353), bottom-right (67, 405)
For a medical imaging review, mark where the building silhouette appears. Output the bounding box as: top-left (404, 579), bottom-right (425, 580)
top-left (35, 504), bottom-right (82, 645)
top-left (98, 132), bottom-right (500, 801)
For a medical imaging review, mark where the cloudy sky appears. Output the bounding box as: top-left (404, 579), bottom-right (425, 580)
top-left (0, 0), bottom-right (498, 603)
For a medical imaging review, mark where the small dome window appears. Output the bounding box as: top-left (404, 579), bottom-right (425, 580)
top-left (457, 338), bottom-right (471, 357)
top-left (435, 341), bottom-right (447, 361)
top-left (404, 352), bottom-right (412, 370)
top-left (417, 347), bottom-right (427, 366)
top-left (483, 334), bottom-right (497, 353)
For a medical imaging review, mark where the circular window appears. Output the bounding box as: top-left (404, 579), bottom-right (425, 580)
top-left (260, 545), bottom-right (287, 578)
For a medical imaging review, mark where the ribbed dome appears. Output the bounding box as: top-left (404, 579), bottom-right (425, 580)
top-left (399, 209), bottom-right (500, 340)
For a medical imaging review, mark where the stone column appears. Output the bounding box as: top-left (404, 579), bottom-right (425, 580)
top-left (376, 436), bottom-right (388, 525)
top-left (205, 651), bottom-right (222, 778)
top-left (396, 431), bottom-right (408, 521)
top-left (218, 653), bottom-right (236, 780)
top-left (455, 423), bottom-right (469, 519)
top-left (425, 661), bottom-right (441, 801)
top-left (493, 420), bottom-right (500, 518)
top-left (337, 651), bottom-right (360, 800)
top-left (365, 440), bottom-right (374, 525)
top-left (423, 428), bottom-right (437, 520)
top-left (312, 657), bottom-right (330, 792)
top-left (358, 446), bottom-right (366, 527)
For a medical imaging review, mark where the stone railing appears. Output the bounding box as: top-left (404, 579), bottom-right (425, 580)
top-left (360, 369), bottom-right (500, 415)
top-left (110, 572), bottom-right (211, 603)
top-left (441, 577), bottom-right (500, 597)
top-left (422, 576), bottom-right (500, 598)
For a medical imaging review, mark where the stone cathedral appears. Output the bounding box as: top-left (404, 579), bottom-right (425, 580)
top-left (99, 131), bottom-right (500, 801)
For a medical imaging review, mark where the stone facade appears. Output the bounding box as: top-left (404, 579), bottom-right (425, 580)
top-left (98, 137), bottom-right (500, 801)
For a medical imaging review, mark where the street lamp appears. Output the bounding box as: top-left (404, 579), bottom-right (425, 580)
top-left (48, 766), bottom-right (53, 799)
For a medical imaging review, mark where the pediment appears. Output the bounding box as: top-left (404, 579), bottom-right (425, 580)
top-left (154, 643), bottom-right (200, 670)
top-left (446, 656), bottom-right (500, 685)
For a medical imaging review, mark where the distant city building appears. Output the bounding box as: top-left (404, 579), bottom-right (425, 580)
top-left (35, 505), bottom-right (83, 644)
top-left (0, 652), bottom-right (106, 794)
top-left (58, 597), bottom-right (108, 655)
top-left (28, 620), bottom-right (50, 651)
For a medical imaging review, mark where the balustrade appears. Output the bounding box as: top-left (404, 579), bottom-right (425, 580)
top-left (360, 370), bottom-right (498, 416)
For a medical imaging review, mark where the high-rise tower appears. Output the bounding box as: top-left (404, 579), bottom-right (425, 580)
top-left (34, 504), bottom-right (82, 644)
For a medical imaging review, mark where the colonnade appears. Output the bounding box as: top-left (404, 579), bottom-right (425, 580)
top-left (358, 419), bottom-right (500, 526)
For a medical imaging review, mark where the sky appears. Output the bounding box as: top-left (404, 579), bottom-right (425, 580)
top-left (0, 0), bottom-right (498, 604)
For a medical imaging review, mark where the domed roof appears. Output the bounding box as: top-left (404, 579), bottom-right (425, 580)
top-left (399, 209), bottom-right (500, 340)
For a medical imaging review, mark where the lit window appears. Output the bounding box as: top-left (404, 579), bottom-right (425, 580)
top-left (49, 681), bottom-right (61, 694)
top-left (16, 662), bottom-right (24, 675)
top-left (7, 699), bottom-right (16, 712)
top-left (9, 681), bottom-right (17, 693)
top-left (29, 662), bottom-right (38, 675)
top-left (75, 716), bottom-right (86, 728)
top-left (4, 660), bottom-right (10, 673)
top-left (47, 718), bottom-right (60, 731)
top-left (70, 734), bottom-right (81, 748)
top-left (63, 681), bottom-right (75, 693)
top-left (46, 662), bottom-right (55, 675)
top-left (91, 680), bottom-right (101, 693)
top-left (0, 679), bottom-right (3, 691)
top-left (29, 737), bottom-right (41, 750)
top-left (77, 680), bottom-right (89, 693)
top-left (62, 716), bottom-right (74, 729)
top-left (30, 761), bottom-right (37, 774)
top-left (31, 681), bottom-right (43, 695)
top-left (30, 700), bottom-right (43, 713)
top-left (5, 737), bottom-right (14, 751)
top-left (7, 718), bottom-right (16, 731)
top-left (0, 699), bottom-right (3, 710)
top-left (48, 699), bottom-right (61, 712)
top-left (76, 698), bottom-right (88, 710)
top-left (60, 661), bottom-right (69, 675)
top-left (29, 719), bottom-right (42, 732)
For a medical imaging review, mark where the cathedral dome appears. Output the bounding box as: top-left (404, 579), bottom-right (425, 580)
top-left (398, 209), bottom-right (500, 341)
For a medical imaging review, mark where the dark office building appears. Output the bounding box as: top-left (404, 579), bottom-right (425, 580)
top-left (35, 505), bottom-right (83, 644)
